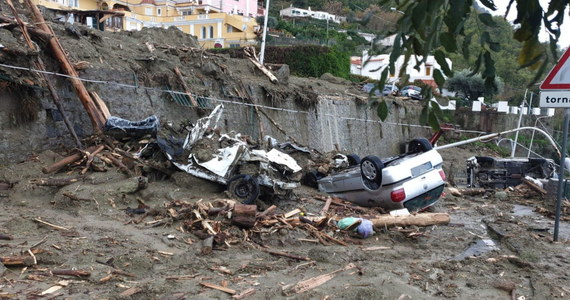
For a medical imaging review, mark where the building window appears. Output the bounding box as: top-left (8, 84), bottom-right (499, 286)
top-left (426, 66), bottom-right (431, 76)
top-left (227, 25), bottom-right (233, 32)
top-left (202, 26), bottom-right (206, 39)
top-left (157, 8), bottom-right (162, 16)
top-left (230, 43), bottom-right (240, 48)
top-left (145, 7), bottom-right (152, 16)
top-left (209, 26), bottom-right (214, 38)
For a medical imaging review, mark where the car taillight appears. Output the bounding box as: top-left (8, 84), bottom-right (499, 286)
top-left (439, 170), bottom-right (446, 181)
top-left (391, 188), bottom-right (406, 202)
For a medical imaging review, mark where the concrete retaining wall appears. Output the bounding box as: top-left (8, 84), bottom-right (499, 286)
top-left (0, 67), bottom-right (548, 165)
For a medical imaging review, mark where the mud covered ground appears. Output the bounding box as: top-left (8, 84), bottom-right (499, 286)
top-left (0, 145), bottom-right (569, 300)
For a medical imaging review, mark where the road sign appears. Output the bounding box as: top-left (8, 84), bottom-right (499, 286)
top-left (540, 91), bottom-right (570, 107)
top-left (541, 47), bottom-right (570, 90)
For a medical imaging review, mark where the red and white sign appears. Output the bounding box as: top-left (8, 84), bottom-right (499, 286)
top-left (541, 47), bottom-right (570, 90)
top-left (540, 47), bottom-right (570, 108)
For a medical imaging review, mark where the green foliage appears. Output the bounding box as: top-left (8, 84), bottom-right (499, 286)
top-left (215, 45), bottom-right (350, 79)
top-left (374, 0), bottom-right (565, 129)
top-left (256, 16), bottom-right (279, 29)
top-left (274, 18), bottom-right (367, 55)
top-left (445, 69), bottom-right (502, 101)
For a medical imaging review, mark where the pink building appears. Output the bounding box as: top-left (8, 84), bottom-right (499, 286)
top-left (174, 0), bottom-right (262, 17)
top-left (220, 0), bottom-right (262, 17)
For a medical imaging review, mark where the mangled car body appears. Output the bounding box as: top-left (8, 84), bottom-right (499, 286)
top-left (162, 105), bottom-right (302, 204)
top-left (317, 138), bottom-right (447, 212)
top-left (466, 156), bottom-right (556, 189)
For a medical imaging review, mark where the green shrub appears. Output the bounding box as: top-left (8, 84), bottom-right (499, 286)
top-left (215, 45), bottom-right (350, 79)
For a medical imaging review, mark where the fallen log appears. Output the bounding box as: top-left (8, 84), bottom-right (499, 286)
top-left (449, 188), bottom-right (486, 196)
top-left (370, 213), bottom-right (450, 228)
top-left (42, 146), bottom-right (99, 174)
top-left (23, 0), bottom-right (107, 131)
top-left (0, 255), bottom-right (35, 267)
top-left (231, 204), bottom-right (257, 228)
top-left (30, 175), bottom-right (87, 187)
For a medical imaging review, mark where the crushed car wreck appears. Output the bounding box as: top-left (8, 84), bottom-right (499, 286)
top-left (160, 105), bottom-right (302, 204)
top-left (316, 138), bottom-right (446, 212)
top-left (466, 156), bottom-right (556, 189)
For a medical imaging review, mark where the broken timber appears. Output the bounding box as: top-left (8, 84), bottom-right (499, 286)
top-left (244, 47), bottom-right (278, 84)
top-left (5, 0), bottom-right (82, 148)
top-left (42, 146), bottom-right (100, 174)
top-left (370, 213), bottom-right (450, 228)
top-left (23, 0), bottom-right (108, 132)
top-left (173, 67), bottom-right (199, 107)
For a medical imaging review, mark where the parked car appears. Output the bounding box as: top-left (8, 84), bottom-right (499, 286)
top-left (401, 85), bottom-right (422, 100)
top-left (466, 156), bottom-right (556, 189)
top-left (316, 138), bottom-right (446, 212)
top-left (361, 83), bottom-right (399, 96)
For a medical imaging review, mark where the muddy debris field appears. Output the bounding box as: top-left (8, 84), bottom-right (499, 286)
top-left (1, 1), bottom-right (570, 299)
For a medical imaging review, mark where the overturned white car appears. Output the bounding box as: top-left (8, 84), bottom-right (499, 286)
top-left (317, 138), bottom-right (446, 212)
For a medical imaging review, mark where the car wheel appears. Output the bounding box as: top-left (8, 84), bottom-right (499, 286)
top-left (360, 156), bottom-right (384, 190)
top-left (227, 175), bottom-right (259, 204)
top-left (347, 154), bottom-right (361, 166)
top-left (408, 138), bottom-right (433, 153)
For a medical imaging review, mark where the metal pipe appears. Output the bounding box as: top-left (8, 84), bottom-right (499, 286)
top-left (527, 115), bottom-right (552, 158)
top-left (511, 89), bottom-right (528, 157)
top-left (434, 126), bottom-right (561, 158)
top-left (554, 108), bottom-right (569, 241)
top-left (258, 0), bottom-right (270, 65)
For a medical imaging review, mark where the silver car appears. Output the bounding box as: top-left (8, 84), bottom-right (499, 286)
top-left (317, 138), bottom-right (446, 212)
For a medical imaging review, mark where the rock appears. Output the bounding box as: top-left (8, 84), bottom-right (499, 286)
top-left (201, 61), bottom-right (220, 76)
top-left (0, 263), bottom-right (6, 276)
top-left (274, 64), bottom-right (290, 85)
top-left (320, 72), bottom-right (351, 85)
top-left (494, 191), bottom-right (508, 199)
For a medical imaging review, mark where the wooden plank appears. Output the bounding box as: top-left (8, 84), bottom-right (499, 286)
top-left (199, 282), bottom-right (236, 295)
top-left (370, 213), bottom-right (450, 228)
top-left (173, 67), bottom-right (199, 107)
top-left (282, 263), bottom-right (356, 295)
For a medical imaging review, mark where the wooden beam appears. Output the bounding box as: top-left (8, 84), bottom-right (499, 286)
top-left (173, 67), bottom-right (199, 107)
top-left (370, 213), bottom-right (450, 228)
top-left (23, 0), bottom-right (107, 132)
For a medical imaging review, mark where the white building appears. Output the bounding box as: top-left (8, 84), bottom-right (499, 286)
top-left (351, 52), bottom-right (452, 90)
top-left (279, 5), bottom-right (346, 24)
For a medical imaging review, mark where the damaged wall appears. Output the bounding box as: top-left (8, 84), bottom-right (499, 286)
top-left (0, 5), bottom-right (544, 165)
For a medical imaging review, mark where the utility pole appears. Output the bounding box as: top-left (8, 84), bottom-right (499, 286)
top-left (511, 89), bottom-right (528, 157)
top-left (259, 0), bottom-right (270, 65)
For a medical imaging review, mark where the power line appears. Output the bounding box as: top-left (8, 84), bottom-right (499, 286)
top-left (0, 61), bottom-right (487, 134)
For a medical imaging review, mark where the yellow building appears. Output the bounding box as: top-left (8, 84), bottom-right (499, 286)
top-left (33, 0), bottom-right (260, 49)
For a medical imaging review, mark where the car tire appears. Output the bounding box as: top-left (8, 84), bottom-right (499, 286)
top-left (360, 156), bottom-right (384, 190)
top-left (347, 154), bottom-right (361, 166)
top-left (227, 175), bottom-right (259, 204)
top-left (408, 138), bottom-right (433, 154)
